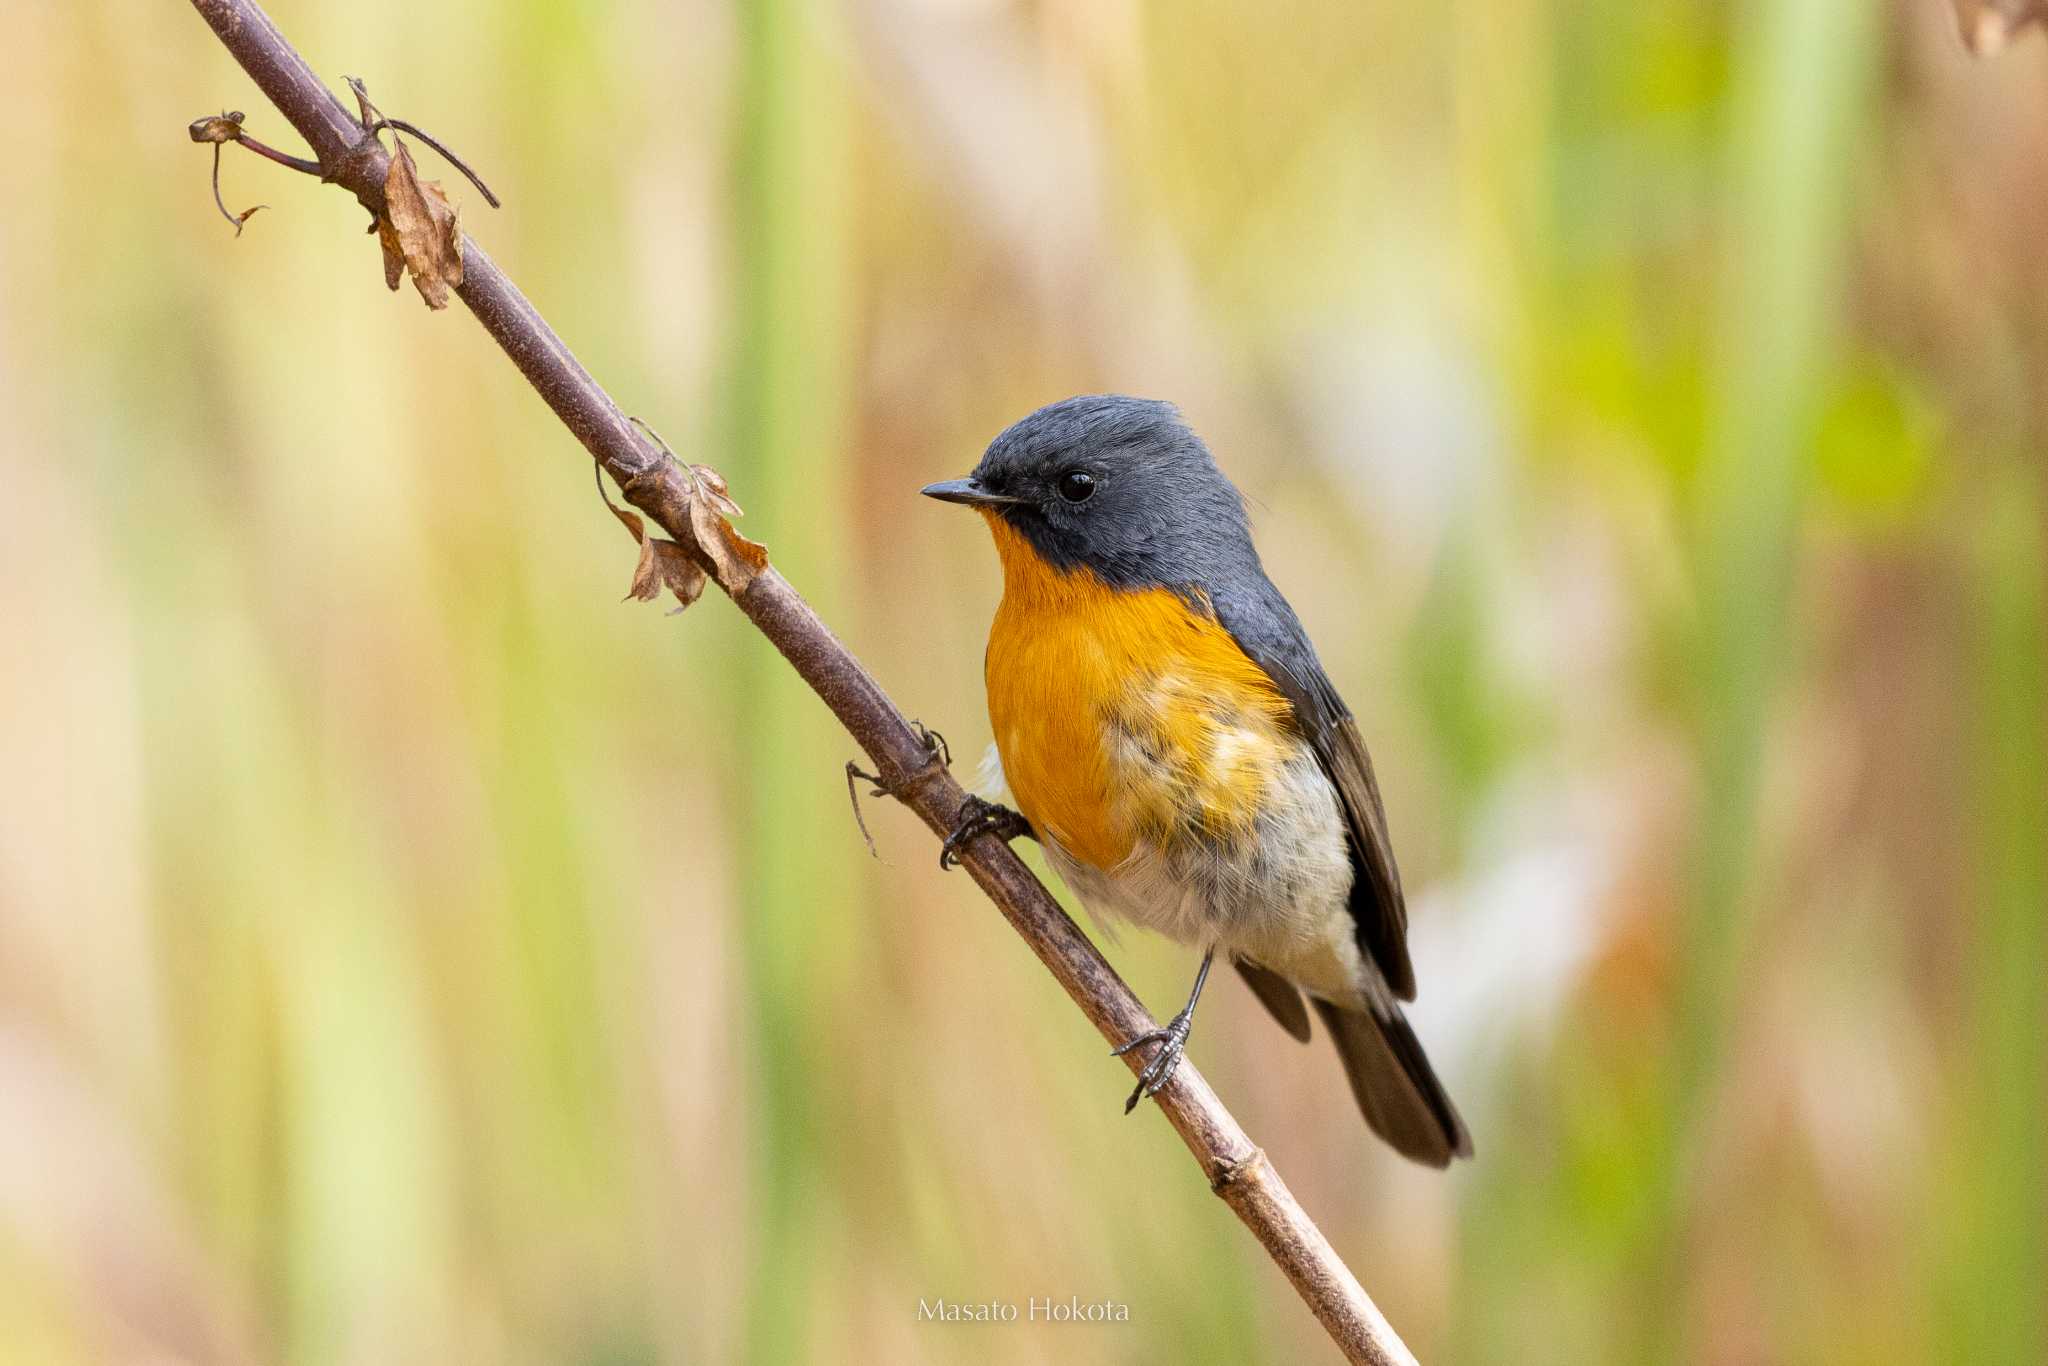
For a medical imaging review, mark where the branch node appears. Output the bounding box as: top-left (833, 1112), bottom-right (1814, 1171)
top-left (326, 128), bottom-right (387, 193)
top-left (627, 416), bottom-right (692, 488)
top-left (1211, 1146), bottom-right (1269, 1194)
top-left (913, 721), bottom-right (952, 770)
top-left (888, 724), bottom-right (957, 809)
top-left (339, 75), bottom-right (502, 209)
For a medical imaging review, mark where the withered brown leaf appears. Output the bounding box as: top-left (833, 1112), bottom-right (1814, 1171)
top-left (608, 500), bottom-right (707, 609)
top-left (596, 449), bottom-right (766, 611)
top-left (685, 463), bottom-right (768, 590)
top-left (188, 111), bottom-right (247, 144)
top-left (378, 139), bottom-right (464, 309)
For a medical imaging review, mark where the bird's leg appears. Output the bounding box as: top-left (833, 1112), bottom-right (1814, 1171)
top-left (938, 794), bottom-right (1034, 870)
top-left (1112, 948), bottom-right (1215, 1113)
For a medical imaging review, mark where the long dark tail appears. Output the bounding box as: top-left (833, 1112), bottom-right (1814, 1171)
top-left (1312, 999), bottom-right (1472, 1168)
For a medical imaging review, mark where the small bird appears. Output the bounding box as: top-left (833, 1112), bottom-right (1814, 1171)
top-left (924, 395), bottom-right (1470, 1166)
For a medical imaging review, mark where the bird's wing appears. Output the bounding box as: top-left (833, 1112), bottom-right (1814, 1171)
top-left (1233, 957), bottom-right (1313, 1042)
top-left (1209, 580), bottom-right (1417, 1001)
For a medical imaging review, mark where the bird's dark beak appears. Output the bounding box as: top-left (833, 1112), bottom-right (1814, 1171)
top-left (921, 478), bottom-right (1022, 508)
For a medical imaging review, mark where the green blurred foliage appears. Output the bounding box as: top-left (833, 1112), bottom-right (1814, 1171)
top-left (0, 1), bottom-right (2042, 1363)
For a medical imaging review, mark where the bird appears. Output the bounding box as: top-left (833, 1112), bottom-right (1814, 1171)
top-left (923, 394), bottom-right (1471, 1167)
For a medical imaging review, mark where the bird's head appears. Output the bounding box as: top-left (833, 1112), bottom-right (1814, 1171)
top-left (923, 394), bottom-right (1253, 592)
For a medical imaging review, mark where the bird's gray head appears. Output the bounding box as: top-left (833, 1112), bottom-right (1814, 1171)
top-left (922, 395), bottom-right (1255, 591)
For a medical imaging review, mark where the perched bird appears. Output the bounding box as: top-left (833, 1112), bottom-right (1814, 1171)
top-left (924, 395), bottom-right (1470, 1166)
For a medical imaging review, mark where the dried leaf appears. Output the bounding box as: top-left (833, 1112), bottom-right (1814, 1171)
top-left (689, 463), bottom-right (745, 520)
top-left (606, 489), bottom-right (706, 610)
top-left (596, 451), bottom-right (765, 609)
top-left (378, 215), bottom-right (406, 291)
top-left (379, 139), bottom-right (464, 309)
top-left (633, 536), bottom-right (707, 609)
top-left (188, 111), bottom-right (247, 144)
top-left (685, 463), bottom-right (768, 589)
top-left (1956, 0), bottom-right (2048, 52)
top-left (606, 498), bottom-right (644, 543)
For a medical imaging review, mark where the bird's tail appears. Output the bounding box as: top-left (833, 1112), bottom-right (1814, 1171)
top-left (1312, 999), bottom-right (1472, 1168)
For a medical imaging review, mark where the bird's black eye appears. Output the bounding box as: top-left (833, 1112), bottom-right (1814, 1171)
top-left (1056, 469), bottom-right (1096, 504)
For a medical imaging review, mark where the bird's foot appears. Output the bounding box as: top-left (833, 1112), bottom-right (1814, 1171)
top-left (1111, 949), bottom-right (1214, 1113)
top-left (911, 721), bottom-right (951, 771)
top-left (1111, 1006), bottom-right (1196, 1113)
top-left (938, 795), bottom-right (1032, 870)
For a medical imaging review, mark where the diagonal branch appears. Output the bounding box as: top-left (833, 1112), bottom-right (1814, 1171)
top-left (182, 3), bottom-right (1421, 1361)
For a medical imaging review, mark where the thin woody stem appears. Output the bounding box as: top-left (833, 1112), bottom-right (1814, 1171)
top-left (180, 3), bottom-right (1421, 1362)
top-left (235, 131), bottom-right (322, 176)
top-left (205, 144), bottom-right (262, 233)
top-left (362, 118), bottom-right (501, 207)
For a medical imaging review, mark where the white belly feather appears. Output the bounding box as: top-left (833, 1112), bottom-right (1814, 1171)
top-left (980, 740), bottom-right (1382, 1011)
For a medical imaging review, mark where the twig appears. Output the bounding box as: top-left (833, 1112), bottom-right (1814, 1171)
top-left (181, 3), bottom-right (1422, 1361)
top-left (845, 761), bottom-right (886, 860)
top-left (187, 111), bottom-right (271, 232)
top-left (343, 74), bottom-right (502, 208)
top-left (362, 117), bottom-right (501, 207)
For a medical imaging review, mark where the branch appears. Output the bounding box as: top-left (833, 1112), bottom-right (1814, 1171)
top-left (182, 3), bottom-right (1421, 1361)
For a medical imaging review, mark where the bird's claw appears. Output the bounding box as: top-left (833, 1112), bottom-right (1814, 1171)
top-left (939, 795), bottom-right (1031, 870)
top-left (1112, 1009), bottom-right (1195, 1113)
top-left (912, 722), bottom-right (951, 770)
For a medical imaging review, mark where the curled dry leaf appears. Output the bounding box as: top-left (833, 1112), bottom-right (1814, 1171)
top-left (1956, 0), bottom-right (2048, 52)
top-left (685, 463), bottom-right (768, 590)
top-left (378, 139), bottom-right (464, 309)
top-left (223, 202), bottom-right (266, 234)
top-left (596, 455), bottom-right (766, 610)
top-left (609, 500), bottom-right (707, 610)
top-left (188, 111), bottom-right (247, 144)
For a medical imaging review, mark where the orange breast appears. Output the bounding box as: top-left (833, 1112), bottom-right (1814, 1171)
top-left (980, 514), bottom-right (1295, 871)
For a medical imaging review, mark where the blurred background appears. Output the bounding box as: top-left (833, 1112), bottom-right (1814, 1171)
top-left (1, 0), bottom-right (2043, 1362)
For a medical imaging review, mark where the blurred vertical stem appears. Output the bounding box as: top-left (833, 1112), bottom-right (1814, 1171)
top-left (1946, 474), bottom-right (2047, 1363)
top-left (1654, 0), bottom-right (1877, 1343)
top-left (729, 0), bottom-right (852, 1360)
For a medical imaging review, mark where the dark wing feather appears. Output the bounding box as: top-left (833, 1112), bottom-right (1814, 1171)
top-left (1312, 999), bottom-right (1471, 1166)
top-left (1209, 580), bottom-right (1417, 1001)
top-left (1234, 958), bottom-right (1313, 1042)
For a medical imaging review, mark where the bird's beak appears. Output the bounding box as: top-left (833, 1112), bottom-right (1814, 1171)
top-left (921, 478), bottom-right (1023, 508)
